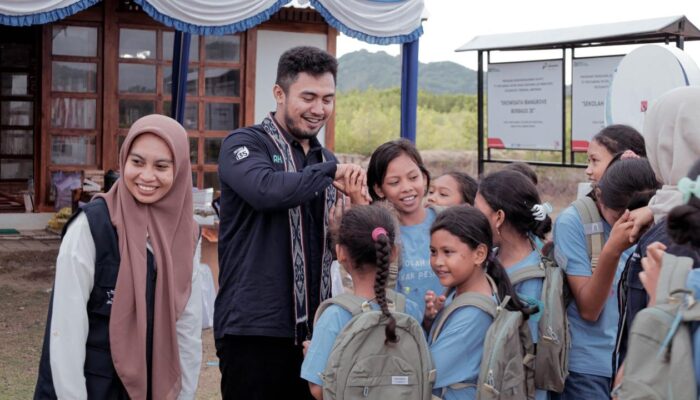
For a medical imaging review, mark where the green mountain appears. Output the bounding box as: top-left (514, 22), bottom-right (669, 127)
top-left (337, 50), bottom-right (477, 94)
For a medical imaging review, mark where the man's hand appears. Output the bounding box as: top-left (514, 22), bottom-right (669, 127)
top-left (333, 164), bottom-right (368, 203)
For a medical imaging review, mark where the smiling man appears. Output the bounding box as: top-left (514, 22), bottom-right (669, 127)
top-left (215, 46), bottom-right (362, 399)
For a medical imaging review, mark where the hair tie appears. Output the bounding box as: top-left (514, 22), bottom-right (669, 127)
top-left (531, 202), bottom-right (553, 221)
top-left (678, 176), bottom-right (700, 203)
top-left (371, 227), bottom-right (388, 242)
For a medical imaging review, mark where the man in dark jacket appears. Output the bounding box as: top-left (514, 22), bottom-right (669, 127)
top-left (215, 46), bottom-right (363, 399)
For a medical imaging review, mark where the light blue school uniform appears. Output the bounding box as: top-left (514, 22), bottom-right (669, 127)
top-left (429, 292), bottom-right (494, 400)
top-left (553, 205), bottom-right (635, 378)
top-left (301, 298), bottom-right (423, 386)
top-left (506, 249), bottom-right (544, 343)
top-left (506, 249), bottom-right (547, 400)
top-left (398, 207), bottom-right (445, 312)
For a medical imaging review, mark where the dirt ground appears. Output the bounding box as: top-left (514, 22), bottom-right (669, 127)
top-left (0, 151), bottom-right (586, 399)
top-left (0, 253), bottom-right (222, 399)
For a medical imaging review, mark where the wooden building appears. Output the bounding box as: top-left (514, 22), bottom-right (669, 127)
top-left (0, 0), bottom-right (336, 212)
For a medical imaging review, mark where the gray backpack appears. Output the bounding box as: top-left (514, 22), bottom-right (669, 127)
top-left (315, 290), bottom-right (437, 400)
top-left (617, 253), bottom-right (698, 400)
top-left (431, 276), bottom-right (536, 400)
top-left (509, 252), bottom-right (570, 393)
top-left (572, 196), bottom-right (605, 269)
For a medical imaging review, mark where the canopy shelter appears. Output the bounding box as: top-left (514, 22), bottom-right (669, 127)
top-left (456, 15), bottom-right (700, 174)
top-left (1, 0), bottom-right (425, 143)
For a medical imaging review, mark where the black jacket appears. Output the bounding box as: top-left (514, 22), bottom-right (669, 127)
top-left (215, 122), bottom-right (337, 340)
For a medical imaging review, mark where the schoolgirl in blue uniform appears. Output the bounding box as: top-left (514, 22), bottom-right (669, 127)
top-left (427, 171), bottom-right (478, 207)
top-left (475, 170), bottom-right (551, 400)
top-left (427, 206), bottom-right (532, 399)
top-left (367, 139), bottom-right (444, 311)
top-left (301, 205), bottom-right (422, 399)
top-left (554, 157), bottom-right (660, 399)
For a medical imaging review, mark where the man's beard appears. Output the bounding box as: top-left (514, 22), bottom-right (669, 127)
top-left (284, 112), bottom-right (325, 140)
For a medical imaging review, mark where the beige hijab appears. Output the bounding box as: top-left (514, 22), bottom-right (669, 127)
top-left (643, 87), bottom-right (700, 222)
top-left (97, 114), bottom-right (197, 399)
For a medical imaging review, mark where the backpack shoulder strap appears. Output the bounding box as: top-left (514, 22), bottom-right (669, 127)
top-left (572, 196), bottom-right (605, 270)
top-left (431, 291), bottom-right (497, 343)
top-left (509, 264), bottom-right (546, 286)
top-left (656, 253), bottom-right (694, 305)
top-left (386, 289), bottom-right (406, 313)
top-left (313, 294), bottom-right (365, 326)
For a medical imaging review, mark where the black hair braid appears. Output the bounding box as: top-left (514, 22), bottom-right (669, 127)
top-left (374, 234), bottom-right (398, 344)
top-left (485, 256), bottom-right (536, 318)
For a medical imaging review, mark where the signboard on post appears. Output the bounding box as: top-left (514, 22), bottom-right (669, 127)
top-left (487, 60), bottom-right (563, 150)
top-left (572, 56), bottom-right (623, 147)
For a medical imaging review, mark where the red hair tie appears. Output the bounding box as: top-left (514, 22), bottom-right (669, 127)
top-left (371, 227), bottom-right (388, 242)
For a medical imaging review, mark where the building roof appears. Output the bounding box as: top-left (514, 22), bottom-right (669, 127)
top-left (456, 15), bottom-right (700, 52)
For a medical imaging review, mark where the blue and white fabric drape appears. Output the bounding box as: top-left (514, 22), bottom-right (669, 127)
top-left (0, 0), bottom-right (100, 26)
top-left (133, 0), bottom-right (289, 35)
top-left (309, 0), bottom-right (424, 44)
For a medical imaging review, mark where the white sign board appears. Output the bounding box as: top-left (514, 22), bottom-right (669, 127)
top-left (572, 56), bottom-right (623, 145)
top-left (487, 60), bottom-right (563, 150)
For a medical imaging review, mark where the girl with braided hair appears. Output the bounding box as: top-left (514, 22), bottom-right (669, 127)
top-left (300, 205), bottom-right (423, 399)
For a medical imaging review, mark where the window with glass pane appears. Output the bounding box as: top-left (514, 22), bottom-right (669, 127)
top-left (189, 137), bottom-right (198, 164)
top-left (205, 68), bottom-right (239, 97)
top-left (1, 101), bottom-right (33, 126)
top-left (205, 103), bottom-right (239, 131)
top-left (204, 137), bottom-right (222, 164)
top-left (0, 159), bottom-right (33, 180)
top-left (52, 26), bottom-right (97, 57)
top-left (163, 32), bottom-right (199, 61)
top-left (119, 29), bottom-right (156, 59)
top-left (162, 101), bottom-right (198, 130)
top-left (117, 135), bottom-right (125, 159)
top-left (1, 73), bottom-right (28, 95)
top-left (1, 130), bottom-right (33, 155)
top-left (164, 66), bottom-right (197, 96)
top-left (203, 171), bottom-right (220, 191)
top-left (0, 43), bottom-right (32, 67)
top-left (52, 62), bottom-right (97, 93)
top-left (119, 100), bottom-right (155, 128)
top-left (119, 64), bottom-right (156, 93)
top-left (51, 135), bottom-right (96, 165)
top-left (51, 98), bottom-right (96, 129)
top-left (204, 36), bottom-right (240, 62)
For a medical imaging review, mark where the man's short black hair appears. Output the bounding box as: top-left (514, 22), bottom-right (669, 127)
top-left (275, 46), bottom-right (338, 93)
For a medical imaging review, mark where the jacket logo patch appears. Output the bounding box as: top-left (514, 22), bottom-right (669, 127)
top-left (106, 289), bottom-right (115, 305)
top-left (234, 146), bottom-right (249, 161)
top-left (272, 154), bottom-right (283, 164)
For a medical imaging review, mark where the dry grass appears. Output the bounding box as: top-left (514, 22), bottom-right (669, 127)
top-left (0, 151), bottom-right (586, 398)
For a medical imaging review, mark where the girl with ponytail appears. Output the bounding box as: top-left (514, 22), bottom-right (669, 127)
top-left (554, 156), bottom-right (660, 399)
top-left (474, 170), bottom-right (551, 400)
top-left (301, 205), bottom-right (423, 399)
top-left (427, 205), bottom-right (531, 399)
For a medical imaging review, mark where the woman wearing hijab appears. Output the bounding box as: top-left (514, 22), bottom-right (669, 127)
top-left (34, 115), bottom-right (202, 399)
top-left (613, 86), bottom-right (700, 387)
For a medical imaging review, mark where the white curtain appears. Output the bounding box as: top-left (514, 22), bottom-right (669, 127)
top-left (310, 0), bottom-right (424, 44)
top-left (134, 0), bottom-right (288, 34)
top-left (0, 0), bottom-right (99, 25)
